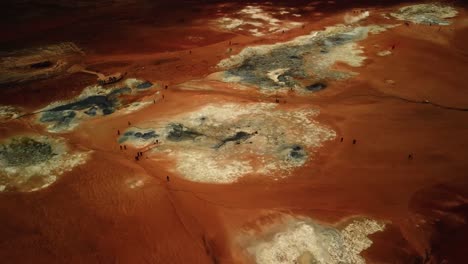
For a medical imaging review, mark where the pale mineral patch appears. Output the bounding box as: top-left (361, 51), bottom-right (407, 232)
top-left (121, 103), bottom-right (335, 183)
top-left (245, 216), bottom-right (385, 264)
top-left (218, 25), bottom-right (391, 69)
top-left (377, 50), bottom-right (392, 56)
top-left (219, 17), bottom-right (245, 29)
top-left (215, 5), bottom-right (303, 36)
top-left (390, 3), bottom-right (458, 25)
top-left (267, 68), bottom-right (290, 84)
top-left (125, 175), bottom-right (149, 189)
top-left (381, 13), bottom-right (391, 19)
top-left (38, 78), bottom-right (154, 132)
top-left (217, 24), bottom-right (394, 92)
top-left (0, 135), bottom-right (90, 192)
top-left (249, 28), bottom-right (264, 37)
top-left (0, 105), bottom-right (23, 121)
top-left (344, 11), bottom-right (370, 24)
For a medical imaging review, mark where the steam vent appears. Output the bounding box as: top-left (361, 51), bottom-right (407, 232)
top-left (0, 1), bottom-right (467, 263)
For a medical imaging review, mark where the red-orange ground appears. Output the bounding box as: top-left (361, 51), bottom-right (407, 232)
top-left (0, 1), bottom-right (467, 263)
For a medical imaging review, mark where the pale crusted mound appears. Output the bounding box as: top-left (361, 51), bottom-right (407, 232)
top-left (248, 217), bottom-right (385, 264)
top-left (217, 24), bottom-right (394, 92)
top-left (120, 102), bottom-right (335, 183)
top-left (0, 135), bottom-right (91, 192)
top-left (216, 5), bottom-right (303, 36)
top-left (0, 105), bottom-right (22, 121)
top-left (38, 78), bottom-right (154, 132)
top-left (377, 50), bottom-right (392, 57)
top-left (344, 11), bottom-right (370, 24)
top-left (390, 3), bottom-right (458, 25)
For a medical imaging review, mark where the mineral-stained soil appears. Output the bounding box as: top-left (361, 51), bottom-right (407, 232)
top-left (0, 1), bottom-right (467, 263)
top-left (0, 42), bottom-right (84, 85)
top-left (0, 134), bottom-right (90, 192)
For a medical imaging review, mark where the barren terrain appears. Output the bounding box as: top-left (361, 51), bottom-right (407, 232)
top-left (0, 1), bottom-right (467, 263)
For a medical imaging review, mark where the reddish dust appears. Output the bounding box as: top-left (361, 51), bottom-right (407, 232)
top-left (0, 1), bottom-right (468, 263)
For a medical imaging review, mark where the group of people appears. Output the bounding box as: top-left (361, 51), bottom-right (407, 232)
top-left (115, 130), bottom-right (171, 182)
top-left (135, 151), bottom-right (144, 161)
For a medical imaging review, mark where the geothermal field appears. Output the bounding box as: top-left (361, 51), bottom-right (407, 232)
top-left (0, 0), bottom-right (467, 263)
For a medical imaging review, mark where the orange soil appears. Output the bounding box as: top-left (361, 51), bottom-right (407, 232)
top-left (1, 1), bottom-right (467, 263)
